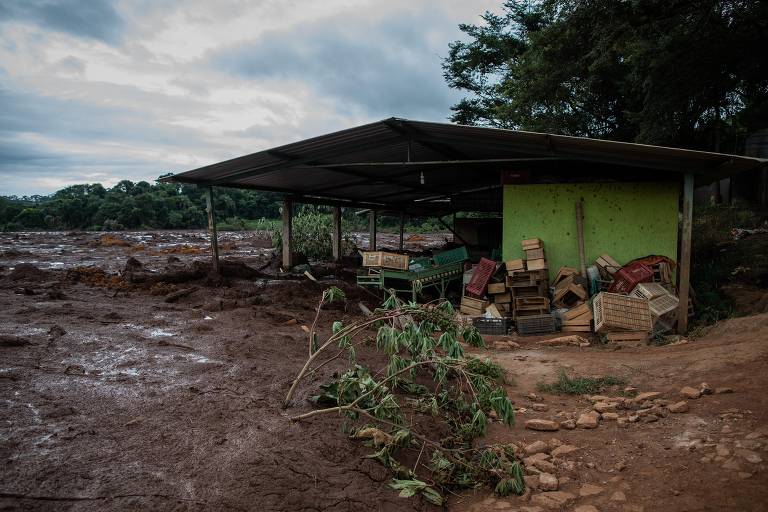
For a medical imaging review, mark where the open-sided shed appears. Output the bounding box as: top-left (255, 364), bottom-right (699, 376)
top-left (164, 118), bottom-right (766, 332)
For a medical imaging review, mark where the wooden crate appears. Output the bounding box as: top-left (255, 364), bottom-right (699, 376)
top-left (505, 259), bottom-right (526, 273)
top-left (593, 292), bottom-right (652, 333)
top-left (596, 254), bottom-right (621, 276)
top-left (493, 292), bottom-right (512, 304)
top-left (525, 248), bottom-right (545, 260)
top-left (606, 331), bottom-right (648, 343)
top-left (514, 296), bottom-right (550, 310)
top-left (553, 282), bottom-right (587, 307)
top-left (521, 238), bottom-right (542, 250)
top-left (362, 251), bottom-right (409, 270)
top-left (563, 302), bottom-right (591, 320)
top-left (526, 258), bottom-right (547, 271)
top-left (460, 296), bottom-right (487, 316)
top-left (553, 266), bottom-right (578, 287)
top-left (487, 282), bottom-right (507, 294)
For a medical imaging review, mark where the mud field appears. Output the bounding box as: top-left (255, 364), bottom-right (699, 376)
top-left (1, 231), bottom-right (767, 511)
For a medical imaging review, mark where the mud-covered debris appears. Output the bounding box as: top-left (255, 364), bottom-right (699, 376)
top-left (9, 263), bottom-right (51, 282)
top-left (124, 256), bottom-right (144, 272)
top-left (164, 286), bottom-right (199, 303)
top-left (48, 325), bottom-right (67, 338)
top-left (0, 334), bottom-right (33, 347)
top-left (14, 287), bottom-right (35, 295)
top-left (64, 365), bottom-right (86, 375)
top-left (47, 288), bottom-right (67, 300)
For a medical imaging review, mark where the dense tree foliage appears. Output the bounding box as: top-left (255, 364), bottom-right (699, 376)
top-left (443, 0), bottom-right (768, 151)
top-left (0, 179), bottom-right (281, 231)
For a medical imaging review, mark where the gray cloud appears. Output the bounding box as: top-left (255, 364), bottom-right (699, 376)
top-left (0, 0), bottom-right (124, 44)
top-left (210, 8), bottom-right (461, 120)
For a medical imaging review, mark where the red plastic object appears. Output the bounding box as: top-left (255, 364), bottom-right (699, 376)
top-left (608, 262), bottom-right (653, 294)
top-left (465, 257), bottom-right (497, 298)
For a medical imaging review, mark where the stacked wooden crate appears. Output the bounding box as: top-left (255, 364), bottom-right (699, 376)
top-left (460, 295), bottom-right (488, 316)
top-left (559, 302), bottom-right (593, 332)
top-left (508, 239), bottom-right (550, 322)
top-left (552, 266), bottom-right (588, 308)
top-left (486, 281), bottom-right (511, 316)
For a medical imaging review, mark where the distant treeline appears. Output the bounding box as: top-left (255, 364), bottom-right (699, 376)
top-left (0, 178), bottom-right (282, 231)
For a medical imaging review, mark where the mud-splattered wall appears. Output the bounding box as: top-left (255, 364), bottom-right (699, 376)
top-left (502, 182), bottom-right (680, 278)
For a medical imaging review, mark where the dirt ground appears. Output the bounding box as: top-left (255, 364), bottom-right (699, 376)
top-left (1, 231), bottom-right (766, 511)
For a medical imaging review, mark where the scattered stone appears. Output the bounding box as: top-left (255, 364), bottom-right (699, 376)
top-left (601, 412), bottom-right (619, 421)
top-left (668, 401), bottom-right (689, 413)
top-left (700, 382), bottom-right (713, 395)
top-left (532, 459), bottom-right (557, 473)
top-left (47, 325), bottom-right (67, 339)
top-left (526, 419), bottom-right (560, 432)
top-left (574, 506), bottom-right (599, 512)
top-left (525, 440), bottom-right (550, 456)
top-left (594, 401), bottom-right (617, 413)
top-left (627, 414), bottom-right (640, 423)
top-left (589, 395), bottom-right (610, 403)
top-left (738, 472), bottom-right (753, 480)
top-left (547, 438), bottom-right (562, 450)
top-left (560, 419), bottom-right (576, 430)
top-left (524, 453), bottom-right (550, 467)
top-left (527, 393), bottom-right (543, 401)
top-left (577, 412), bottom-right (600, 429)
top-left (643, 414), bottom-right (659, 423)
top-left (634, 391), bottom-right (662, 402)
top-left (579, 483), bottom-right (605, 497)
top-left (745, 431), bottom-right (763, 440)
top-left (722, 458), bottom-right (741, 471)
top-left (530, 491), bottom-right (576, 509)
top-left (532, 403), bottom-right (549, 412)
top-left (715, 444), bottom-right (730, 457)
top-left (736, 449), bottom-right (763, 464)
top-left (623, 386), bottom-right (637, 395)
top-left (539, 473), bottom-right (559, 491)
top-left (721, 425), bottom-right (733, 434)
top-left (615, 460), bottom-right (627, 472)
top-left (715, 387), bottom-right (734, 394)
top-left (680, 386), bottom-right (701, 399)
top-left (524, 475), bottom-right (540, 490)
top-left (551, 444), bottom-right (579, 458)
top-left (494, 341), bottom-right (513, 350)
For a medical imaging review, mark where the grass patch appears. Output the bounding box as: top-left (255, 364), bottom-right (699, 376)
top-left (537, 370), bottom-right (626, 395)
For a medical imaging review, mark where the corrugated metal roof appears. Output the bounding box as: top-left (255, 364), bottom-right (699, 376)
top-left (165, 117), bottom-right (766, 212)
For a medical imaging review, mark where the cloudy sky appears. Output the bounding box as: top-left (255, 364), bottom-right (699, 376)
top-left (0, 0), bottom-right (499, 196)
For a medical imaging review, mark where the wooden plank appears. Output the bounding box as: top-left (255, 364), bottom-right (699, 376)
top-left (560, 325), bottom-right (592, 332)
top-left (486, 303), bottom-right (503, 318)
top-left (527, 258), bottom-right (547, 271)
top-left (494, 292), bottom-right (512, 304)
top-left (205, 187), bottom-right (220, 274)
top-left (488, 282), bottom-right (507, 294)
top-left (281, 198), bottom-right (293, 269)
top-left (332, 206), bottom-right (342, 261)
top-left (562, 302), bottom-right (590, 320)
top-left (677, 173), bottom-right (694, 333)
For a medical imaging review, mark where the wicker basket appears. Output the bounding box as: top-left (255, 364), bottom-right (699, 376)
top-left (593, 292), bottom-right (652, 333)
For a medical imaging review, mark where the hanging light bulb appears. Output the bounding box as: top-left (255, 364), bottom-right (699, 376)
top-left (420, 171), bottom-right (425, 185)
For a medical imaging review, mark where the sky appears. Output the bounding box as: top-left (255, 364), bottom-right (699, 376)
top-left (0, 0), bottom-right (499, 196)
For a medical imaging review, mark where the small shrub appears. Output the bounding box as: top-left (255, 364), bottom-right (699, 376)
top-left (537, 370), bottom-right (625, 395)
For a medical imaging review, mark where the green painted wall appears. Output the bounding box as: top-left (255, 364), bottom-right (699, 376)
top-left (502, 182), bottom-right (680, 279)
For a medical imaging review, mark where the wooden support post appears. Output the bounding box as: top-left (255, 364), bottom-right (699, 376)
top-left (398, 212), bottom-right (405, 251)
top-left (332, 206), bottom-right (342, 261)
top-left (205, 187), bottom-right (220, 274)
top-left (282, 198), bottom-right (293, 270)
top-left (438, 217), bottom-right (470, 246)
top-left (369, 210), bottom-right (377, 250)
top-left (677, 173), bottom-right (694, 333)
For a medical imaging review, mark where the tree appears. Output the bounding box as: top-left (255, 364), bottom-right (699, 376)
top-left (443, 0), bottom-right (768, 151)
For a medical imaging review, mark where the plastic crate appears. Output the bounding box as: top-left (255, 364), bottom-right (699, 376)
top-left (593, 292), bottom-right (653, 333)
top-left (630, 282), bottom-right (669, 301)
top-left (465, 257), bottom-right (496, 297)
top-left (516, 314), bottom-right (556, 336)
top-left (608, 263), bottom-right (653, 294)
top-left (649, 293), bottom-right (679, 317)
top-left (473, 317), bottom-right (512, 335)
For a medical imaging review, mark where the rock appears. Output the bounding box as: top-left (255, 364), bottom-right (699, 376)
top-left (722, 458), bottom-right (741, 471)
top-left (532, 403), bottom-right (549, 412)
top-left (560, 419), bottom-right (576, 430)
top-left (124, 256), bottom-right (143, 272)
top-left (627, 414), bottom-right (640, 423)
top-left (715, 387), bottom-right (734, 394)
top-left (551, 444), bottom-right (579, 458)
top-left (715, 444), bottom-right (730, 457)
top-left (601, 412), bottom-right (619, 421)
top-left (611, 491), bottom-right (627, 502)
top-left (530, 491), bottom-right (576, 509)
top-left (680, 386), bottom-right (701, 399)
top-left (721, 425), bottom-right (733, 434)
top-left (738, 472), bottom-right (753, 479)
top-left (524, 453), bottom-right (550, 467)
top-left (579, 483), bottom-right (605, 497)
top-left (532, 459), bottom-right (557, 473)
top-left (525, 440), bottom-right (550, 456)
top-left (594, 401), bottom-right (617, 413)
top-left (47, 325), bottom-right (67, 338)
top-left (615, 460), bottom-right (627, 471)
top-left (668, 401), bottom-right (689, 413)
top-left (634, 391), bottom-right (662, 402)
top-left (524, 474), bottom-right (540, 490)
top-left (574, 506), bottom-right (599, 512)
top-left (577, 412), bottom-right (600, 429)
top-left (494, 341), bottom-right (512, 350)
top-left (623, 386), bottom-right (638, 394)
top-left (700, 382), bottom-right (713, 395)
top-left (539, 473), bottom-right (558, 491)
top-left (526, 419), bottom-right (560, 431)
top-left (527, 393), bottom-right (543, 401)
top-left (736, 449), bottom-right (763, 464)
top-left (589, 395), bottom-right (610, 403)
top-left (547, 438), bottom-right (563, 450)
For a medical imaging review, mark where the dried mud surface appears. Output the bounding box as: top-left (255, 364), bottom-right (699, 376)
top-left (1, 231), bottom-right (767, 512)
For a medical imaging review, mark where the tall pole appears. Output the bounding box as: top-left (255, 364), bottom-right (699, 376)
top-left (677, 174), bottom-right (694, 333)
top-left (369, 210), bottom-right (377, 250)
top-left (332, 206), bottom-right (342, 261)
top-left (282, 198), bottom-right (293, 270)
top-left (205, 186), bottom-right (220, 274)
top-left (575, 200), bottom-right (587, 278)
